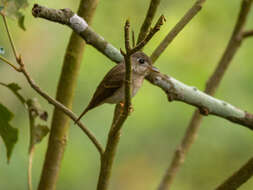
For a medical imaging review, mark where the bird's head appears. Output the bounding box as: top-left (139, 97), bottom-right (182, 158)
top-left (131, 51), bottom-right (159, 76)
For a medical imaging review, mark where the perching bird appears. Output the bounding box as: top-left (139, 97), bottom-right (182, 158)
top-left (75, 51), bottom-right (158, 123)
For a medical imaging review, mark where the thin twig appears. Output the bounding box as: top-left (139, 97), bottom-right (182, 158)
top-left (131, 15), bottom-right (165, 54)
top-left (242, 29), bottom-right (253, 38)
top-left (137, 0), bottom-right (161, 44)
top-left (21, 67), bottom-right (104, 155)
top-left (151, 0), bottom-right (206, 62)
top-left (132, 30), bottom-right (136, 47)
top-left (0, 55), bottom-right (20, 71)
top-left (157, 1), bottom-right (253, 189)
top-left (1, 12), bottom-right (19, 60)
top-left (215, 156), bottom-right (253, 190)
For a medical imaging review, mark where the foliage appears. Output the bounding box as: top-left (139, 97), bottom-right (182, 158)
top-left (0, 103), bottom-right (18, 162)
top-left (0, 0), bottom-right (30, 30)
top-left (0, 82), bottom-right (49, 162)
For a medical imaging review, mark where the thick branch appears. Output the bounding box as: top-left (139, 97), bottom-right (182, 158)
top-left (37, 1), bottom-right (99, 189)
top-left (32, 3), bottom-right (253, 130)
top-left (149, 72), bottom-right (253, 130)
top-left (215, 156), bottom-right (253, 190)
top-left (151, 0), bottom-right (206, 62)
top-left (158, 1), bottom-right (253, 189)
top-left (137, 0), bottom-right (161, 43)
top-left (97, 104), bottom-right (126, 190)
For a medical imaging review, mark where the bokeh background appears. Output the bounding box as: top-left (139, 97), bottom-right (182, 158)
top-left (1, 0), bottom-right (253, 189)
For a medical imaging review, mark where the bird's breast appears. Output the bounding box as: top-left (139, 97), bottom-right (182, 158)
top-left (104, 75), bottom-right (145, 104)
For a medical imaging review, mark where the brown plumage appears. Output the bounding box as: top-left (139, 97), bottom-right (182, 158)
top-left (75, 51), bottom-right (157, 123)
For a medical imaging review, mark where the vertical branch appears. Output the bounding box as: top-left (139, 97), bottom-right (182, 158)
top-left (151, 0), bottom-right (206, 62)
top-left (38, 0), bottom-right (99, 190)
top-left (124, 20), bottom-right (132, 112)
top-left (96, 104), bottom-right (125, 190)
top-left (96, 20), bottom-right (133, 190)
top-left (215, 156), bottom-right (253, 190)
top-left (137, 0), bottom-right (161, 44)
top-left (158, 1), bottom-right (253, 190)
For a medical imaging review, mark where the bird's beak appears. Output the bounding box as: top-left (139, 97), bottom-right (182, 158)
top-left (149, 65), bottom-right (159, 72)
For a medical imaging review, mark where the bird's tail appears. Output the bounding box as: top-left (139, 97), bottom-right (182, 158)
top-left (75, 108), bottom-right (89, 124)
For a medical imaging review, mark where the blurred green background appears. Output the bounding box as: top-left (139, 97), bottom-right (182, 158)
top-left (1, 0), bottom-right (253, 189)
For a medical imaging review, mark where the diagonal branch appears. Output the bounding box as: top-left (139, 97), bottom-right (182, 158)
top-left (215, 156), bottom-right (253, 190)
top-left (151, 0), bottom-right (206, 62)
top-left (31, 4), bottom-right (253, 131)
top-left (131, 15), bottom-right (166, 54)
top-left (157, 1), bottom-right (253, 189)
top-left (137, 0), bottom-right (161, 44)
top-left (0, 55), bottom-right (104, 155)
top-left (242, 29), bottom-right (253, 38)
top-left (0, 12), bottom-right (103, 156)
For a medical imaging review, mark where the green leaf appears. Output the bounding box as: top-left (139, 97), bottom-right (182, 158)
top-left (0, 82), bottom-right (26, 104)
top-left (27, 99), bottom-right (49, 153)
top-left (17, 13), bottom-right (26, 30)
top-left (1, 0), bottom-right (29, 30)
top-left (0, 103), bottom-right (18, 163)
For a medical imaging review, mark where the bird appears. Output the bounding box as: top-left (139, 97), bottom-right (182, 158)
top-left (75, 51), bottom-right (158, 123)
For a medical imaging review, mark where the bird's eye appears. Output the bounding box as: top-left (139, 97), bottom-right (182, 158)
top-left (138, 58), bottom-right (145, 64)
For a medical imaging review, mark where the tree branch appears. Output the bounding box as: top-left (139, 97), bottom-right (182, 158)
top-left (0, 55), bottom-right (104, 155)
top-left (97, 20), bottom-right (146, 190)
top-left (151, 0), bottom-right (206, 62)
top-left (137, 0), bottom-right (161, 44)
top-left (215, 156), bottom-right (253, 190)
top-left (131, 15), bottom-right (166, 54)
top-left (31, 3), bottom-right (253, 131)
top-left (157, 1), bottom-right (253, 189)
top-left (242, 29), bottom-right (253, 38)
top-left (37, 1), bottom-right (99, 189)
top-left (0, 55), bottom-right (20, 71)
top-left (0, 7), bottom-right (103, 160)
top-left (0, 11), bottom-right (19, 60)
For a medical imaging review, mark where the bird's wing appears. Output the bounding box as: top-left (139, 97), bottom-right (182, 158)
top-left (86, 63), bottom-right (125, 111)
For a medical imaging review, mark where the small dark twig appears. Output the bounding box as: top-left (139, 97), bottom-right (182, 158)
top-left (215, 156), bottom-right (253, 190)
top-left (131, 15), bottom-right (165, 54)
top-left (132, 30), bottom-right (136, 47)
top-left (137, 0), bottom-right (161, 43)
top-left (242, 29), bottom-right (253, 38)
